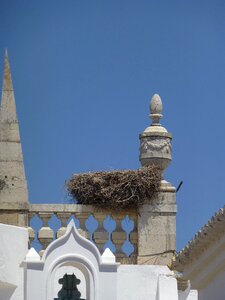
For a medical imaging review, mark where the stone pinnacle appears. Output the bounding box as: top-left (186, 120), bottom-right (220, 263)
top-left (0, 49), bottom-right (18, 122)
top-left (3, 49), bottom-right (13, 91)
top-left (149, 94), bottom-right (163, 125)
top-left (0, 50), bottom-right (28, 205)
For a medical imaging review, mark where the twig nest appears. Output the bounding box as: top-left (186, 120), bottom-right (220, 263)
top-left (66, 166), bottom-right (161, 210)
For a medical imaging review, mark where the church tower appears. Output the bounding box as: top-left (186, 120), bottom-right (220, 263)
top-left (0, 50), bottom-right (28, 225)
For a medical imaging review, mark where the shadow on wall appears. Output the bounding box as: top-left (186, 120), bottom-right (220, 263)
top-left (0, 282), bottom-right (17, 300)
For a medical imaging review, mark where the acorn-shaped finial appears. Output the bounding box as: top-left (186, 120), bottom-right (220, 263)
top-left (150, 94), bottom-right (163, 125)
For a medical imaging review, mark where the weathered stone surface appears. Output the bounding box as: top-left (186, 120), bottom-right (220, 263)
top-left (0, 210), bottom-right (28, 227)
top-left (29, 203), bottom-right (136, 214)
top-left (137, 253), bottom-right (174, 266)
top-left (0, 212), bottom-right (19, 226)
top-left (139, 94), bottom-right (172, 172)
top-left (138, 95), bottom-right (176, 265)
top-left (139, 135), bottom-right (172, 170)
top-left (150, 94), bottom-right (163, 120)
top-left (0, 50), bottom-right (28, 206)
top-left (137, 186), bottom-right (177, 265)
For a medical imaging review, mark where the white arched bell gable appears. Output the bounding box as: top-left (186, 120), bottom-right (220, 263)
top-left (24, 220), bottom-right (119, 300)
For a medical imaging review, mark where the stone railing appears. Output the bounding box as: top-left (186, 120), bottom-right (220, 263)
top-left (28, 204), bottom-right (138, 264)
top-left (0, 182), bottom-right (177, 265)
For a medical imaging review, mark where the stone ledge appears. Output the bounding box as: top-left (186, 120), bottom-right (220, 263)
top-left (139, 205), bottom-right (177, 214)
top-left (137, 251), bottom-right (175, 265)
top-left (139, 131), bottom-right (172, 138)
top-left (0, 202), bottom-right (29, 210)
top-left (29, 204), bottom-right (137, 215)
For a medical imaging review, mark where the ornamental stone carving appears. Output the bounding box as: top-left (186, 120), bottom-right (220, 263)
top-left (140, 137), bottom-right (171, 153)
top-left (139, 94), bottom-right (172, 173)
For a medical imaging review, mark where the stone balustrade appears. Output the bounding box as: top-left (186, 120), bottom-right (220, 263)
top-left (28, 204), bottom-right (138, 264)
top-left (0, 182), bottom-right (176, 266)
top-left (0, 89), bottom-right (177, 266)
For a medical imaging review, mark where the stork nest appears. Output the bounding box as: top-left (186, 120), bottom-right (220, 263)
top-left (66, 166), bottom-right (161, 210)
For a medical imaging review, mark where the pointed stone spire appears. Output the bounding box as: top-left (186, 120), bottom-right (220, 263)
top-left (0, 50), bottom-right (28, 207)
top-left (0, 49), bottom-right (17, 122)
top-left (3, 49), bottom-right (13, 90)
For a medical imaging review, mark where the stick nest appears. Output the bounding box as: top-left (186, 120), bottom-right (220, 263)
top-left (66, 166), bottom-right (161, 210)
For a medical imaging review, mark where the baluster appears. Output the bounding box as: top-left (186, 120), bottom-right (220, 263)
top-left (76, 212), bottom-right (89, 239)
top-left (130, 231), bottom-right (138, 257)
top-left (85, 214), bottom-right (98, 242)
top-left (38, 212), bottom-right (54, 256)
top-left (28, 212), bottom-right (35, 248)
top-left (56, 212), bottom-right (71, 238)
top-left (129, 214), bottom-right (138, 263)
top-left (93, 213), bottom-right (108, 254)
top-left (112, 214), bottom-right (126, 262)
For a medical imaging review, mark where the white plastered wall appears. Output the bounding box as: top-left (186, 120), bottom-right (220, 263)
top-left (0, 223), bottom-right (28, 300)
top-left (0, 222), bottom-right (198, 300)
top-left (182, 233), bottom-right (225, 300)
top-left (117, 265), bottom-right (198, 300)
top-left (25, 220), bottom-right (118, 300)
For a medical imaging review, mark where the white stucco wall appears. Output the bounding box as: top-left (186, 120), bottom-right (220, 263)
top-left (25, 220), bottom-right (119, 300)
top-left (117, 265), bottom-right (197, 300)
top-left (178, 289), bottom-right (198, 300)
top-left (182, 233), bottom-right (225, 300)
top-left (0, 223), bottom-right (28, 300)
top-left (0, 221), bottom-right (197, 300)
top-left (117, 265), bottom-right (175, 300)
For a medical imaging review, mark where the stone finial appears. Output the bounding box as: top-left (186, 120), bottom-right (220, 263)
top-left (139, 94), bottom-right (172, 173)
top-left (149, 94), bottom-right (163, 125)
top-left (138, 95), bottom-right (176, 266)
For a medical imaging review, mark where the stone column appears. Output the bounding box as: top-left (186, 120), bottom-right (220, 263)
top-left (138, 94), bottom-right (177, 265)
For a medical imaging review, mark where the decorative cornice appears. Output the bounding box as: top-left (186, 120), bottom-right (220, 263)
top-left (173, 205), bottom-right (225, 271)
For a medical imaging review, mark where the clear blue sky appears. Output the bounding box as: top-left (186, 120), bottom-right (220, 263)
top-left (1, 0), bottom-right (225, 251)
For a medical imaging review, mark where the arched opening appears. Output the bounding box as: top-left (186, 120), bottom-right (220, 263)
top-left (53, 263), bottom-right (89, 299)
top-left (54, 273), bottom-right (85, 300)
top-left (47, 256), bottom-right (97, 300)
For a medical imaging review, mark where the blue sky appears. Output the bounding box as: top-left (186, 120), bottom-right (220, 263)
top-left (1, 0), bottom-right (225, 251)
